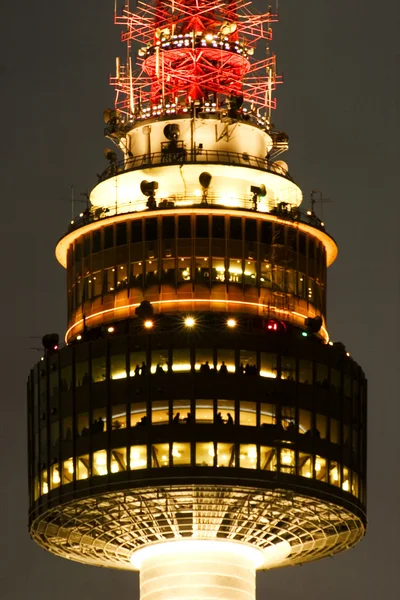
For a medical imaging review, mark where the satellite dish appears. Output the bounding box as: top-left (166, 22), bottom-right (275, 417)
top-left (199, 172), bottom-right (212, 189)
top-left (272, 160), bottom-right (289, 175)
top-left (135, 301), bottom-right (154, 319)
top-left (164, 124), bottom-right (180, 140)
top-left (259, 184), bottom-right (267, 197)
top-left (140, 180), bottom-right (158, 197)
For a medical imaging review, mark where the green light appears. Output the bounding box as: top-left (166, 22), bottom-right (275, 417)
top-left (302, 332), bottom-right (308, 337)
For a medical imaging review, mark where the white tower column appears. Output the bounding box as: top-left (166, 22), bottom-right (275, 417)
top-left (131, 540), bottom-right (264, 600)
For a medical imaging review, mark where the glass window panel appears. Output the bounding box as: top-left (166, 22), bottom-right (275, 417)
top-left (162, 215), bottom-right (175, 238)
top-left (239, 350), bottom-right (258, 375)
top-left (329, 461), bottom-right (340, 486)
top-left (104, 267), bottom-right (116, 292)
top-left (316, 414), bottom-right (328, 439)
top-left (93, 271), bottom-right (102, 297)
top-left (130, 402), bottom-right (147, 427)
top-left (92, 230), bottom-right (101, 253)
top-left (297, 273), bottom-right (306, 297)
top-left (178, 216), bottom-right (191, 238)
top-left (196, 442), bottom-right (214, 466)
top-left (212, 216), bottom-right (225, 238)
top-left (131, 261), bottom-right (143, 287)
top-left (111, 353), bottom-right (127, 380)
top-left (230, 217), bottom-right (242, 240)
top-left (216, 349), bottom-right (235, 374)
top-left (344, 375), bottom-right (352, 398)
top-left (50, 464), bottom-right (60, 490)
top-left (260, 403), bottom-right (276, 426)
top-left (131, 220), bottom-right (143, 242)
top-left (260, 352), bottom-right (277, 378)
top-left (152, 443), bottom-right (169, 468)
top-left (243, 260), bottom-right (256, 285)
top-left (316, 363), bottom-right (329, 388)
top-left (75, 242), bottom-right (82, 261)
top-left (195, 348), bottom-right (214, 372)
top-left (299, 410), bottom-right (311, 434)
top-left (173, 400), bottom-right (191, 424)
top-left (60, 365), bottom-right (72, 392)
top-left (342, 467), bottom-right (350, 492)
top-left (245, 219), bottom-right (257, 242)
top-left (77, 454), bottom-right (90, 480)
top-left (93, 408), bottom-right (107, 433)
top-left (111, 404), bottom-right (127, 430)
top-left (77, 412), bottom-right (89, 437)
top-left (50, 421), bottom-right (59, 446)
top-left (93, 450), bottom-right (108, 476)
top-left (161, 258), bottom-right (175, 284)
top-left (75, 361), bottom-right (89, 387)
top-left (111, 448), bottom-right (127, 473)
top-left (116, 264), bottom-right (128, 289)
top-left (151, 349), bottom-right (169, 374)
top-left (260, 446), bottom-right (277, 470)
top-left (92, 356), bottom-right (107, 382)
top-left (217, 443), bottom-right (235, 467)
top-left (41, 469), bottom-right (49, 495)
top-left (352, 472), bottom-right (359, 498)
top-left (129, 445), bottom-right (147, 469)
top-left (196, 215), bottom-right (209, 237)
top-left (104, 225), bottom-right (114, 249)
top-left (172, 348), bottom-right (191, 372)
top-left (145, 218), bottom-right (158, 241)
top-left (62, 458), bottom-right (74, 484)
top-left (195, 257), bottom-right (210, 283)
top-left (212, 258), bottom-right (225, 282)
top-left (239, 444), bottom-right (257, 469)
top-left (330, 418), bottom-right (339, 444)
top-left (145, 260), bottom-right (158, 285)
top-left (217, 400), bottom-right (235, 424)
top-left (116, 222), bottom-right (127, 246)
top-left (152, 401), bottom-right (169, 425)
top-left (178, 257), bottom-right (191, 281)
top-left (260, 262), bottom-right (272, 288)
top-left (62, 416), bottom-right (72, 441)
top-left (281, 406), bottom-right (295, 431)
top-left (261, 221), bottom-right (272, 244)
top-left (130, 351), bottom-right (147, 376)
top-left (228, 259), bottom-right (243, 283)
top-left (299, 360), bottom-right (312, 384)
top-left (240, 401), bottom-right (256, 426)
top-left (172, 442), bottom-right (191, 466)
top-left (298, 453), bottom-right (313, 478)
top-left (281, 356), bottom-right (296, 381)
top-left (307, 278), bottom-right (315, 302)
top-left (280, 448), bottom-right (295, 473)
top-left (315, 456), bottom-right (327, 482)
top-left (195, 399), bottom-right (213, 423)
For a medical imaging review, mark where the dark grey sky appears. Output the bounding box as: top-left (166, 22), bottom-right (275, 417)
top-left (0, 1), bottom-right (399, 599)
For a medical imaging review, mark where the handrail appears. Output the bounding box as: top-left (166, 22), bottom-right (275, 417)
top-left (96, 148), bottom-right (294, 184)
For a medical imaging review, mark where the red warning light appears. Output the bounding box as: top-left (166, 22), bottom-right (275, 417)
top-left (266, 319), bottom-right (287, 332)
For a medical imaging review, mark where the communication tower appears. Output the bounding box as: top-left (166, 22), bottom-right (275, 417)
top-left (27, 2), bottom-right (367, 599)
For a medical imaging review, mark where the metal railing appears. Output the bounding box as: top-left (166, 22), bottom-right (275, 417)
top-left (96, 148), bottom-right (294, 184)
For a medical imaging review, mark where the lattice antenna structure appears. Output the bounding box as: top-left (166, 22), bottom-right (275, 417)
top-left (112, 0), bottom-right (281, 124)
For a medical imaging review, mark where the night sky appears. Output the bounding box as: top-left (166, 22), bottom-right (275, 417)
top-left (1, 1), bottom-right (399, 599)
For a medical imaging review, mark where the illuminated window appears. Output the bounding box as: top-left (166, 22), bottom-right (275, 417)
top-left (50, 465), bottom-right (60, 490)
top-left (151, 349), bottom-right (169, 374)
top-left (93, 450), bottom-right (108, 476)
top-left (92, 356), bottom-right (106, 383)
top-left (77, 455), bottom-right (90, 480)
top-left (239, 444), bottom-right (257, 469)
top-left (217, 443), bottom-right (235, 467)
top-left (172, 442), bottom-right (191, 466)
top-left (281, 406), bottom-right (295, 432)
top-left (111, 448), bottom-right (127, 472)
top-left (130, 351), bottom-right (147, 377)
top-left (298, 453), bottom-right (313, 478)
top-left (352, 472), bottom-right (359, 498)
top-left (62, 459), bottom-right (74, 485)
top-left (178, 257), bottom-right (191, 282)
top-left (145, 259), bottom-right (158, 285)
top-left (195, 257), bottom-right (210, 283)
top-left (93, 408), bottom-right (107, 433)
top-left (260, 403), bottom-right (276, 426)
top-left (299, 410), bottom-right (311, 435)
top-left (196, 442), bottom-right (214, 466)
top-left (329, 461), bottom-right (340, 486)
top-left (239, 350), bottom-right (257, 375)
top-left (281, 356), bottom-right (296, 381)
top-left (195, 348), bottom-right (214, 372)
top-left (280, 448), bottom-right (295, 473)
top-left (307, 277), bottom-right (315, 302)
top-left (195, 399), bottom-right (214, 423)
top-left (243, 259), bottom-right (256, 285)
top-left (34, 476), bottom-right (40, 501)
top-left (217, 400), bottom-right (235, 424)
top-left (152, 401), bottom-right (169, 425)
top-left (240, 401), bottom-right (256, 426)
top-left (130, 261), bottom-right (143, 288)
top-left (77, 412), bottom-right (89, 436)
top-left (228, 258), bottom-right (243, 283)
top-left (315, 456), bottom-right (327, 482)
top-left (111, 404), bottom-right (127, 430)
top-left (260, 352), bottom-right (278, 378)
top-left (130, 445), bottom-right (147, 469)
top-left (260, 262), bottom-right (272, 288)
top-left (104, 267), bottom-right (115, 293)
top-left (298, 360), bottom-right (312, 384)
top-left (173, 399), bottom-right (191, 424)
top-left (297, 273), bottom-right (306, 298)
top-left (342, 466), bottom-right (350, 492)
top-left (130, 402), bottom-right (147, 427)
top-left (216, 349), bottom-right (235, 373)
top-left (172, 348), bottom-right (191, 372)
top-left (110, 353), bottom-right (127, 380)
top-left (41, 469), bottom-right (49, 495)
top-left (152, 443), bottom-right (169, 468)
top-left (92, 271), bottom-right (102, 297)
top-left (211, 258), bottom-right (226, 282)
top-left (161, 258), bottom-right (175, 284)
top-left (116, 264), bottom-right (128, 289)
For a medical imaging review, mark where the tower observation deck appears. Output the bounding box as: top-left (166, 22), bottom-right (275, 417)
top-left (27, 2), bottom-right (367, 598)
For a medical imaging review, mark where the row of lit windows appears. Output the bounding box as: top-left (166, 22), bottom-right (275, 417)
top-left (70, 261), bottom-right (324, 311)
top-left (35, 444), bottom-right (359, 501)
top-left (71, 217), bottom-right (325, 263)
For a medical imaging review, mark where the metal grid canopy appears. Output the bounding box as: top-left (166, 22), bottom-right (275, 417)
top-left (30, 485), bottom-right (365, 570)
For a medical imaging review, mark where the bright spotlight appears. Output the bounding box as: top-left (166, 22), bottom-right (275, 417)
top-left (76, 335), bottom-right (82, 341)
top-left (144, 320), bottom-right (154, 329)
top-left (107, 326), bottom-right (115, 333)
top-left (184, 317), bottom-right (196, 328)
top-left (227, 318), bottom-right (237, 328)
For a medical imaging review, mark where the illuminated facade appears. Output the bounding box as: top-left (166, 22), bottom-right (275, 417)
top-left (27, 2), bottom-right (367, 598)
